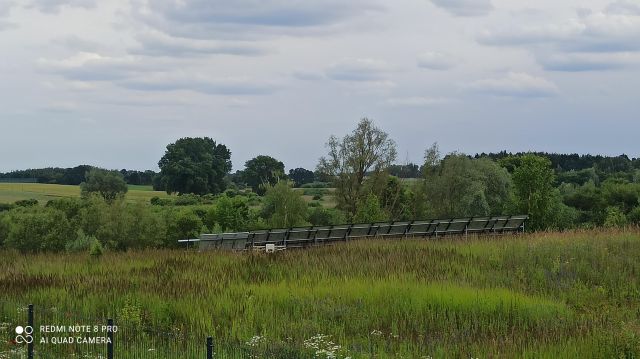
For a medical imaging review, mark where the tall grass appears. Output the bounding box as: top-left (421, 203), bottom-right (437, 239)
top-left (1, 230), bottom-right (639, 357)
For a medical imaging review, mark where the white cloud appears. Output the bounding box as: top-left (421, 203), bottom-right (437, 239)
top-left (429, 0), bottom-right (493, 17)
top-left (325, 58), bottom-right (391, 82)
top-left (417, 52), bottom-right (456, 70)
top-left (465, 72), bottom-right (559, 98)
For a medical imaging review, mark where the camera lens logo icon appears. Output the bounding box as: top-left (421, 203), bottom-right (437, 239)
top-left (15, 325), bottom-right (34, 344)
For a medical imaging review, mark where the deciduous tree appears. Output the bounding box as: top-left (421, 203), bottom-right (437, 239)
top-left (158, 137), bottom-right (231, 195)
top-left (317, 118), bottom-right (397, 217)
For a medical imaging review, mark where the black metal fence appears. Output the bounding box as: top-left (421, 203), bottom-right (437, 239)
top-left (180, 215), bottom-right (528, 251)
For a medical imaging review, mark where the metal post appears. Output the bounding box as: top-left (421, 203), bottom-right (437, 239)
top-left (207, 336), bottom-right (214, 359)
top-left (107, 318), bottom-right (114, 359)
top-left (27, 304), bottom-right (34, 359)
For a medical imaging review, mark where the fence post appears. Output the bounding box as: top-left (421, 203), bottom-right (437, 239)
top-left (107, 318), bottom-right (114, 359)
top-left (206, 336), bottom-right (214, 359)
top-left (27, 304), bottom-right (34, 359)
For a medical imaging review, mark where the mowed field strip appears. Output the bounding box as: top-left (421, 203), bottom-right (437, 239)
top-left (0, 183), bottom-right (173, 203)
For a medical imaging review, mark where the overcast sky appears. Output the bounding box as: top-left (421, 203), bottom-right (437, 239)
top-left (1, 0), bottom-right (638, 172)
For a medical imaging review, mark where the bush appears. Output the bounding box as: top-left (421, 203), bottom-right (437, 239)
top-left (604, 206), bottom-right (628, 228)
top-left (262, 181), bottom-right (309, 228)
top-left (0, 203), bottom-right (14, 212)
top-left (150, 197), bottom-right (174, 206)
top-left (46, 198), bottom-right (82, 219)
top-left (628, 207), bottom-right (640, 225)
top-left (206, 195), bottom-right (249, 232)
top-left (308, 207), bottom-right (346, 226)
top-left (174, 194), bottom-right (202, 206)
top-left (166, 209), bottom-right (203, 245)
top-left (2, 207), bottom-right (73, 253)
top-left (312, 194), bottom-right (323, 200)
top-left (90, 240), bottom-right (104, 258)
top-left (14, 199), bottom-right (38, 207)
top-left (79, 198), bottom-right (164, 250)
top-left (354, 194), bottom-right (388, 223)
top-left (66, 229), bottom-right (99, 253)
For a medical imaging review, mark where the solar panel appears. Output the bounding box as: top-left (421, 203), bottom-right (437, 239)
top-left (190, 215), bottom-right (528, 251)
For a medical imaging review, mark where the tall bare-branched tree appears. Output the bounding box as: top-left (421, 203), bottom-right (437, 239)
top-left (317, 118), bottom-right (397, 217)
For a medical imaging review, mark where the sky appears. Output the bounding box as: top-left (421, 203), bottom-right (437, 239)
top-left (0, 0), bottom-right (639, 172)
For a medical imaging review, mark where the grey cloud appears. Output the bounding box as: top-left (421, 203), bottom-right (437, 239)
top-left (28, 0), bottom-right (97, 13)
top-left (417, 52), bottom-right (456, 70)
top-left (606, 0), bottom-right (640, 15)
top-left (119, 75), bottom-right (279, 96)
top-left (53, 35), bottom-right (103, 52)
top-left (539, 52), bottom-right (637, 72)
top-left (134, 0), bottom-right (382, 40)
top-left (0, 1), bottom-right (12, 16)
top-left (325, 58), bottom-right (391, 82)
top-left (478, 4), bottom-right (640, 71)
top-left (130, 32), bottom-right (270, 57)
top-left (292, 70), bottom-right (325, 81)
top-left (465, 72), bottom-right (559, 98)
top-left (430, 0), bottom-right (493, 17)
top-left (0, 0), bottom-right (15, 30)
top-left (37, 53), bottom-right (156, 82)
top-left (385, 96), bottom-right (452, 107)
top-left (478, 5), bottom-right (640, 52)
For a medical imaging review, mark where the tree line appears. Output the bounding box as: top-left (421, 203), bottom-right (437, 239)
top-left (1, 118), bottom-right (640, 253)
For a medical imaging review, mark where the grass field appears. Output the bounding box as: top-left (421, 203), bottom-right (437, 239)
top-left (1, 230), bottom-right (639, 358)
top-left (0, 183), bottom-right (172, 204)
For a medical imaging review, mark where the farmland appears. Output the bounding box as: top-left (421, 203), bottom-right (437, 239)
top-left (0, 183), bottom-right (173, 204)
top-left (1, 230), bottom-right (639, 358)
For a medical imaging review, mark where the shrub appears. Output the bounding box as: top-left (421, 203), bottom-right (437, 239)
top-left (3, 207), bottom-right (73, 253)
top-left (262, 181), bottom-right (309, 228)
top-left (150, 197), bottom-right (174, 206)
top-left (207, 195), bottom-right (249, 232)
top-left (628, 207), bottom-right (640, 225)
top-left (46, 198), bottom-right (82, 219)
top-left (604, 206), bottom-right (628, 228)
top-left (174, 194), bottom-right (202, 206)
top-left (14, 199), bottom-right (38, 207)
top-left (166, 209), bottom-right (203, 245)
top-left (354, 194), bottom-right (388, 223)
top-left (90, 239), bottom-right (104, 257)
top-left (66, 229), bottom-right (98, 252)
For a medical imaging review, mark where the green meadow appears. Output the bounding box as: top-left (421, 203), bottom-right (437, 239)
top-left (1, 230), bottom-right (639, 358)
top-left (0, 183), bottom-right (172, 204)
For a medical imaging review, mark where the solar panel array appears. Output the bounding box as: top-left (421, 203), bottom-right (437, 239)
top-left (179, 215), bottom-right (528, 251)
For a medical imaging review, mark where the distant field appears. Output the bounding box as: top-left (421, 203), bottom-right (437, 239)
top-left (0, 183), bottom-right (172, 204)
